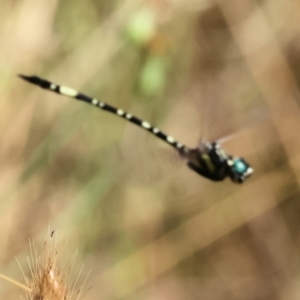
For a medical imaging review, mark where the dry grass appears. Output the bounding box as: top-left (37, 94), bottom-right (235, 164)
top-left (1, 231), bottom-right (88, 300)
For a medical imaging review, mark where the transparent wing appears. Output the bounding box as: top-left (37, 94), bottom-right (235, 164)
top-left (119, 127), bottom-right (185, 184)
top-left (195, 78), bottom-right (269, 147)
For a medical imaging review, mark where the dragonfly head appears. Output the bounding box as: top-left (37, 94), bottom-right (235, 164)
top-left (211, 141), bottom-right (254, 183)
top-left (226, 157), bottom-right (253, 183)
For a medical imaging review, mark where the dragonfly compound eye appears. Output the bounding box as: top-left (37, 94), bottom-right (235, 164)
top-left (229, 158), bottom-right (253, 183)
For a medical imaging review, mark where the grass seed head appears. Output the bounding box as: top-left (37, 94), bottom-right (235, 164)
top-left (23, 232), bottom-right (85, 300)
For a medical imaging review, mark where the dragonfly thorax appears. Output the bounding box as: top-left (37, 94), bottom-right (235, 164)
top-left (183, 142), bottom-right (253, 183)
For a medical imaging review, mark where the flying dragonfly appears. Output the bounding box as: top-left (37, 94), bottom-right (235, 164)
top-left (18, 74), bottom-right (253, 183)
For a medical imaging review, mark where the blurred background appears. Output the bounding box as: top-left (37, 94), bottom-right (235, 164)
top-left (1, 0), bottom-right (300, 299)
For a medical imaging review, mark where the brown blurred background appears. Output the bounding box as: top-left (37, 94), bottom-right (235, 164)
top-left (1, 0), bottom-right (300, 299)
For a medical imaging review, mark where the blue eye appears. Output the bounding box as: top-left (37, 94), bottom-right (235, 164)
top-left (233, 159), bottom-right (247, 173)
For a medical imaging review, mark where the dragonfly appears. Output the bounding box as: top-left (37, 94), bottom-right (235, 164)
top-left (18, 74), bottom-right (253, 183)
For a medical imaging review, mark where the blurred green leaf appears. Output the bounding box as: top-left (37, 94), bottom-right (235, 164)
top-left (139, 56), bottom-right (166, 97)
top-left (126, 8), bottom-right (156, 45)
